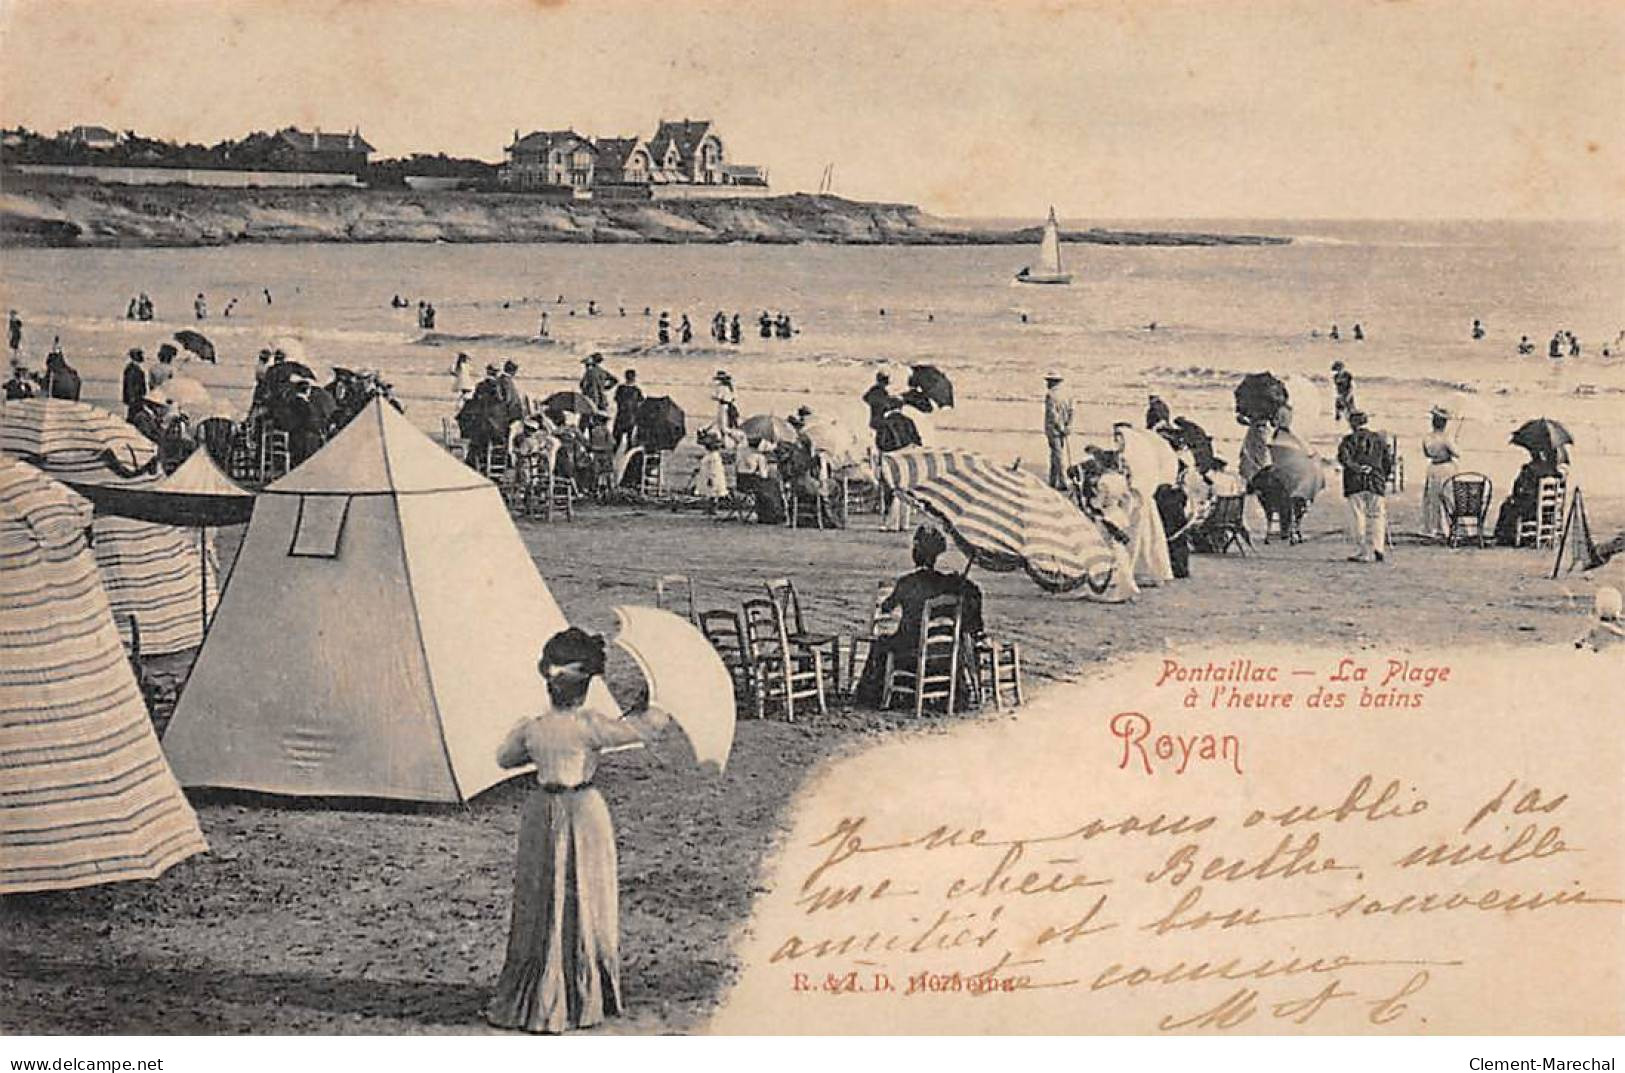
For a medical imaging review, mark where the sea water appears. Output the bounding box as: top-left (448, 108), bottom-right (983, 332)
top-left (3, 218), bottom-right (1621, 506)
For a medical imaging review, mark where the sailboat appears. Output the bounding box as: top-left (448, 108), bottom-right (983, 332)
top-left (1015, 207), bottom-right (1071, 285)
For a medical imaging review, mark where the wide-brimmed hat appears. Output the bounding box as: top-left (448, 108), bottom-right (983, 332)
top-left (1429, 405), bottom-right (1450, 420)
top-left (713, 370), bottom-right (732, 383)
top-left (1044, 371), bottom-right (1064, 382)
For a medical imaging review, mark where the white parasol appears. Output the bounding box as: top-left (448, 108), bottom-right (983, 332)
top-left (611, 605), bottom-right (735, 772)
top-left (801, 413), bottom-right (867, 468)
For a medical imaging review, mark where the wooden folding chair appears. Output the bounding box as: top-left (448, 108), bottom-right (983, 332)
top-left (846, 579), bottom-right (899, 701)
top-left (656, 574), bottom-right (698, 624)
top-left (697, 608), bottom-right (754, 714)
top-left (741, 597), bottom-right (826, 721)
top-left (259, 429), bottom-right (291, 482)
top-left (974, 635), bottom-right (1024, 710)
top-left (1195, 494), bottom-right (1251, 555)
top-left (882, 593), bottom-right (964, 717)
top-left (1517, 476), bottom-right (1565, 549)
top-left (764, 577), bottom-right (841, 696)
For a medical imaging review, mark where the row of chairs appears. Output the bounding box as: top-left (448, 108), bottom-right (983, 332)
top-left (657, 574), bottom-right (1023, 720)
top-left (215, 424), bottom-right (291, 486)
top-left (1440, 471), bottom-right (1564, 549)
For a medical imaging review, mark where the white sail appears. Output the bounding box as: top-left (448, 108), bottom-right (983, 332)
top-left (1015, 206), bottom-right (1072, 284)
top-left (1038, 207), bottom-right (1063, 275)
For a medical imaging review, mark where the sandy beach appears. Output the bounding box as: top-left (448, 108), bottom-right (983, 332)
top-left (2, 484), bottom-right (1617, 1035)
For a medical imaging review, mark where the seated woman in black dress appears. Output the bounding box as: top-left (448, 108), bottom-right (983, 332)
top-left (1493, 448), bottom-right (1563, 545)
top-left (854, 526), bottom-right (984, 708)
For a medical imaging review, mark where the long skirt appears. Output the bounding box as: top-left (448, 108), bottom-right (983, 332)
top-left (486, 786), bottom-right (622, 1034)
top-left (1421, 461), bottom-right (1456, 538)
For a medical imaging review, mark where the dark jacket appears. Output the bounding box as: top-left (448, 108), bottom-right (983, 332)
top-left (862, 384), bottom-right (899, 430)
top-left (121, 361), bottom-right (147, 410)
top-left (1337, 428), bottom-right (1393, 496)
top-left (613, 384), bottom-right (644, 436)
top-left (45, 357), bottom-right (81, 401)
top-left (883, 567), bottom-right (985, 647)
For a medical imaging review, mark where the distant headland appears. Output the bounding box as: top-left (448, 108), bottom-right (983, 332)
top-left (0, 174), bottom-right (1293, 249)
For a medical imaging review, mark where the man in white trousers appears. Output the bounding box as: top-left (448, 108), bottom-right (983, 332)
top-left (1337, 410), bottom-right (1394, 563)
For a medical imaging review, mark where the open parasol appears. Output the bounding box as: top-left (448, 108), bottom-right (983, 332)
top-left (880, 448), bottom-right (1118, 594)
top-left (801, 413), bottom-right (867, 468)
top-left (611, 605), bottom-right (735, 772)
top-left (636, 396), bottom-right (687, 452)
top-left (1235, 371), bottom-right (1288, 426)
top-left (1510, 417), bottom-right (1573, 458)
top-left (1268, 428), bottom-right (1326, 501)
top-left (740, 413), bottom-right (797, 445)
top-left (908, 365), bottom-right (955, 409)
top-left (542, 390), bottom-right (602, 419)
top-left (173, 329), bottom-right (216, 364)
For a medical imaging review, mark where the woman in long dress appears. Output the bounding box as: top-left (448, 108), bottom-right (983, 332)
top-left (450, 352), bottom-right (477, 402)
top-left (486, 628), bottom-right (669, 1035)
top-left (1420, 407), bottom-right (1460, 540)
top-left (710, 370), bottom-right (736, 432)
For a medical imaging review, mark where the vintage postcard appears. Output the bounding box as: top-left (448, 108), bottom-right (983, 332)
top-left (0, 0), bottom-right (1621, 1052)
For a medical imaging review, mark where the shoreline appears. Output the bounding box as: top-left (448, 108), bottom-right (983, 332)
top-left (0, 174), bottom-right (1292, 249)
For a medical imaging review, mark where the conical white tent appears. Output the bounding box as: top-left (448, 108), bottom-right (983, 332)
top-left (161, 400), bottom-right (611, 803)
top-left (0, 456), bottom-right (207, 894)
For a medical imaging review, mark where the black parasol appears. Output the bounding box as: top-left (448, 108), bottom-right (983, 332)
top-left (1509, 417), bottom-right (1573, 458)
top-left (173, 329), bottom-right (216, 364)
top-left (542, 390), bottom-right (602, 419)
top-left (1234, 371), bottom-right (1288, 426)
top-left (637, 396), bottom-right (687, 452)
top-left (908, 365), bottom-right (955, 409)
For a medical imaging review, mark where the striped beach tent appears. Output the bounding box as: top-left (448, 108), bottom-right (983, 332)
top-left (0, 397), bottom-right (153, 469)
top-left (0, 455), bottom-right (207, 894)
top-left (2, 399), bottom-right (215, 655)
top-left (879, 448), bottom-right (1118, 594)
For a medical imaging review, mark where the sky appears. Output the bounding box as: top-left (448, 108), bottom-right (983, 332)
top-left (1, 0), bottom-right (1620, 220)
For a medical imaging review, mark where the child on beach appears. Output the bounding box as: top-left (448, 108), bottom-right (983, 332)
top-left (690, 428), bottom-right (730, 512)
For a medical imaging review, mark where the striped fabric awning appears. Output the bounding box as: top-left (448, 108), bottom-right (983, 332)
top-left (19, 453), bottom-right (217, 657)
top-left (880, 448), bottom-right (1117, 594)
top-left (0, 398), bottom-right (156, 470)
top-left (0, 456), bottom-right (207, 895)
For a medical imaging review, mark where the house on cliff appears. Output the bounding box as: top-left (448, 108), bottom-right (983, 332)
top-left (502, 130), bottom-right (596, 193)
top-left (592, 137), bottom-right (653, 185)
top-left (274, 127), bottom-right (374, 174)
top-left (500, 118), bottom-right (766, 198)
top-left (59, 125), bottom-right (121, 151)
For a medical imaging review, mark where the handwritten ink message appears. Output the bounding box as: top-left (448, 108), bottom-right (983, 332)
top-left (713, 649), bottom-right (1625, 1034)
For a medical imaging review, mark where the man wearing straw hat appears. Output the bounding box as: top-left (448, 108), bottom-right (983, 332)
top-left (1043, 372), bottom-right (1074, 491)
top-left (1338, 409), bottom-right (1394, 563)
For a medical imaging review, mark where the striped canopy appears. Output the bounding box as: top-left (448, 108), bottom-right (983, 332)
top-left (0, 456), bottom-right (207, 894)
top-left (19, 452), bottom-right (217, 657)
top-left (880, 448), bottom-right (1117, 594)
top-left (0, 398), bottom-right (156, 470)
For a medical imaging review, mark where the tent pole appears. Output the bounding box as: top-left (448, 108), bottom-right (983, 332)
top-left (198, 526), bottom-right (208, 640)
